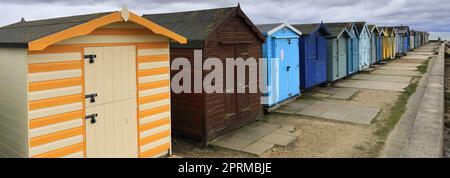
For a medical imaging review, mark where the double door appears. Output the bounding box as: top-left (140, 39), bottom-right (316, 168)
top-left (224, 44), bottom-right (251, 129)
top-left (84, 46), bottom-right (138, 158)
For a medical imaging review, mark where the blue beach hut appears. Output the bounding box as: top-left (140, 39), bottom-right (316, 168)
top-left (394, 26), bottom-right (410, 56)
top-left (355, 22), bottom-right (371, 70)
top-left (256, 23), bottom-right (302, 110)
top-left (292, 23), bottom-right (331, 90)
top-left (346, 23), bottom-right (359, 75)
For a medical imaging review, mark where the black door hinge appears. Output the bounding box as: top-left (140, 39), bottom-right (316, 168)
top-left (287, 66), bottom-right (291, 71)
top-left (85, 113), bottom-right (98, 124)
top-left (84, 55), bottom-right (97, 64)
top-left (85, 93), bottom-right (98, 103)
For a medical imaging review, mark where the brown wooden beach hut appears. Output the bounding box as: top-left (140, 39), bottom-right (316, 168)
top-left (143, 5), bottom-right (265, 142)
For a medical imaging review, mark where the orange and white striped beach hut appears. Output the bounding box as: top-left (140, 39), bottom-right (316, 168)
top-left (0, 7), bottom-right (186, 158)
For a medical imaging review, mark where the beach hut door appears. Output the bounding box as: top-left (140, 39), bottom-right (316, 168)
top-left (225, 44), bottom-right (251, 126)
top-left (83, 46), bottom-right (138, 158)
top-left (275, 39), bottom-right (290, 100)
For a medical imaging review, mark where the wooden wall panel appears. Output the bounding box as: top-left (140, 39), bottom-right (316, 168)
top-left (137, 42), bottom-right (172, 158)
top-left (27, 51), bottom-right (84, 158)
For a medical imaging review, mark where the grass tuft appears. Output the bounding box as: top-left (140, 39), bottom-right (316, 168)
top-left (417, 60), bottom-right (429, 74)
top-left (366, 82), bottom-right (419, 157)
top-left (365, 55), bottom-right (432, 156)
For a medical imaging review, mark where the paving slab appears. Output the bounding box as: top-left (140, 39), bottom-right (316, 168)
top-left (210, 122), bottom-right (298, 156)
top-left (297, 100), bottom-right (336, 117)
top-left (385, 63), bottom-right (422, 67)
top-left (413, 49), bottom-right (435, 52)
top-left (351, 74), bottom-right (412, 83)
top-left (245, 122), bottom-right (282, 133)
top-left (227, 127), bottom-right (274, 141)
top-left (334, 79), bottom-right (409, 92)
top-left (260, 132), bottom-right (298, 146)
top-left (370, 69), bottom-right (422, 77)
top-left (407, 52), bottom-right (435, 56)
top-left (316, 87), bottom-right (360, 100)
top-left (320, 104), bottom-right (353, 121)
top-left (274, 99), bottom-right (315, 114)
top-left (378, 66), bottom-right (418, 71)
top-left (346, 106), bottom-right (381, 125)
top-left (407, 51), bottom-right (434, 54)
top-left (400, 55), bottom-right (430, 60)
top-left (211, 135), bottom-right (255, 151)
top-left (294, 101), bottom-right (381, 125)
top-left (311, 93), bottom-right (331, 98)
top-left (274, 125), bottom-right (301, 137)
top-left (391, 58), bottom-right (428, 64)
top-left (242, 141), bottom-right (275, 155)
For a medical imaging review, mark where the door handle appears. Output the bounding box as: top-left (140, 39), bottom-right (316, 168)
top-left (85, 114), bottom-right (98, 124)
top-left (84, 55), bottom-right (97, 64)
top-left (85, 93), bottom-right (98, 103)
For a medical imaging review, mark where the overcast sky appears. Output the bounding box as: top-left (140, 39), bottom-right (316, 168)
top-left (0, 0), bottom-right (449, 32)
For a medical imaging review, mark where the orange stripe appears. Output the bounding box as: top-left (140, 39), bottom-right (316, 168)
top-left (139, 118), bottom-right (171, 132)
top-left (81, 49), bottom-right (87, 158)
top-left (137, 42), bottom-right (168, 49)
top-left (139, 143), bottom-right (170, 158)
top-left (139, 93), bottom-right (170, 105)
top-left (29, 94), bottom-right (82, 111)
top-left (135, 46), bottom-right (142, 156)
top-left (28, 12), bottom-right (186, 51)
top-left (140, 105), bottom-right (170, 118)
top-left (30, 42), bottom-right (167, 52)
top-left (29, 110), bottom-right (82, 129)
top-left (137, 55), bottom-right (168, 63)
top-left (138, 80), bottom-right (170, 91)
top-left (139, 130), bottom-right (171, 146)
top-left (32, 143), bottom-right (83, 158)
top-left (28, 45), bottom-right (82, 54)
top-left (138, 67), bottom-right (169, 77)
top-left (30, 127), bottom-right (83, 147)
top-left (28, 61), bottom-right (81, 73)
top-left (29, 77), bottom-right (82, 92)
top-left (89, 28), bottom-right (154, 36)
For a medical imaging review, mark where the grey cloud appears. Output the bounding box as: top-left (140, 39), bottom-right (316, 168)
top-left (0, 0), bottom-right (449, 32)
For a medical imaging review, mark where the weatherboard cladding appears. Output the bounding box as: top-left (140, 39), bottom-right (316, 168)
top-left (146, 6), bottom-right (264, 142)
top-left (256, 23), bottom-right (301, 108)
top-left (355, 22), bottom-right (370, 70)
top-left (0, 12), bottom-right (114, 47)
top-left (293, 23), bottom-right (329, 90)
top-left (393, 26), bottom-right (409, 54)
top-left (369, 25), bottom-right (381, 64)
top-left (323, 23), bottom-right (350, 82)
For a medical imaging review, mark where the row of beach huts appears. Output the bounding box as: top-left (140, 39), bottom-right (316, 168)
top-left (0, 5), bottom-right (430, 158)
